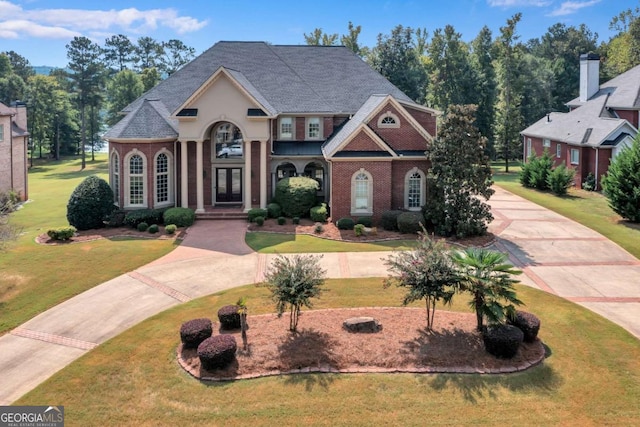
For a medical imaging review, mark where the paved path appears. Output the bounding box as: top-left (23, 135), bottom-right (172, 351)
top-left (1, 187), bottom-right (639, 404)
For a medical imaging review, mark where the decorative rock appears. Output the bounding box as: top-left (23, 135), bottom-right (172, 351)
top-left (343, 316), bottom-right (382, 333)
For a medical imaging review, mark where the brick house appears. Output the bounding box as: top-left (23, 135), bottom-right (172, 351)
top-left (521, 54), bottom-right (638, 190)
top-left (0, 102), bottom-right (29, 200)
top-left (104, 42), bottom-right (438, 222)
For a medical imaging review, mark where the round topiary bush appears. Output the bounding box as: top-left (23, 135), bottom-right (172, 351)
top-left (180, 318), bottom-right (213, 349)
top-left (165, 224), bottom-right (177, 235)
top-left (336, 217), bottom-right (355, 230)
top-left (163, 207), bottom-right (195, 227)
top-left (397, 212), bottom-right (424, 234)
top-left (66, 175), bottom-right (116, 230)
top-left (275, 176), bottom-right (318, 217)
top-left (148, 224), bottom-right (159, 233)
top-left (508, 310), bottom-right (541, 342)
top-left (217, 305), bottom-right (241, 330)
top-left (198, 335), bottom-right (238, 370)
top-left (277, 216), bottom-right (286, 225)
top-left (483, 324), bottom-right (524, 359)
top-left (267, 202), bottom-right (282, 218)
top-left (254, 216), bottom-right (265, 226)
top-left (137, 222), bottom-right (149, 232)
top-left (381, 210), bottom-right (402, 231)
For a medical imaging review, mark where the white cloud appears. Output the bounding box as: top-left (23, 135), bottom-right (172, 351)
top-left (547, 0), bottom-right (601, 16)
top-left (0, 1), bottom-right (208, 39)
top-left (487, 0), bottom-right (551, 6)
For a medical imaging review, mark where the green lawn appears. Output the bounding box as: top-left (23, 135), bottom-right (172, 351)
top-left (16, 279), bottom-right (640, 426)
top-left (492, 161), bottom-right (640, 259)
top-left (0, 155), bottom-right (176, 334)
top-left (246, 232), bottom-right (417, 253)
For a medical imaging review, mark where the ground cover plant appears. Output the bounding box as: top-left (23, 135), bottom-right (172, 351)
top-left (0, 155), bottom-right (176, 334)
top-left (15, 279), bottom-right (640, 425)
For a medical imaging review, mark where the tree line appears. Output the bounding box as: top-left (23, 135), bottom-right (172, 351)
top-left (0, 35), bottom-right (195, 167)
top-left (1, 5), bottom-right (639, 168)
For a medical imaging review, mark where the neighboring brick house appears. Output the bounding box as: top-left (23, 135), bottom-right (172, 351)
top-left (0, 101), bottom-right (29, 200)
top-left (104, 42), bottom-right (438, 222)
top-left (521, 54), bottom-right (638, 190)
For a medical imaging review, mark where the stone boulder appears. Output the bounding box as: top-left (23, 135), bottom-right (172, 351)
top-left (343, 317), bottom-right (382, 333)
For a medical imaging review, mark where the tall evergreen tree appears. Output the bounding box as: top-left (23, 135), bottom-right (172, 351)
top-left (3, 50), bottom-right (34, 83)
top-left (104, 34), bottom-right (136, 71)
top-left (160, 39), bottom-right (196, 76)
top-left (470, 26), bottom-right (497, 156)
top-left (304, 28), bottom-right (339, 45)
top-left (106, 70), bottom-right (143, 125)
top-left (140, 67), bottom-right (161, 92)
top-left (135, 37), bottom-right (164, 71)
top-left (341, 22), bottom-right (369, 58)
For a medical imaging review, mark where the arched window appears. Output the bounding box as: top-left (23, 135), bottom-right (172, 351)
top-left (304, 162), bottom-right (324, 191)
top-left (405, 168), bottom-right (425, 210)
top-left (351, 169), bottom-right (373, 215)
top-left (378, 111), bottom-right (400, 128)
top-left (214, 122), bottom-right (243, 159)
top-left (126, 152), bottom-right (146, 208)
top-left (154, 151), bottom-right (173, 206)
top-left (276, 162), bottom-right (297, 180)
top-left (110, 151), bottom-right (120, 206)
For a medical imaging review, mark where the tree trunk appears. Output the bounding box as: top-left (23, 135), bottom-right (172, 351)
top-left (81, 105), bottom-right (86, 170)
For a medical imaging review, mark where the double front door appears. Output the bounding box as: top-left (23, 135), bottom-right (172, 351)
top-left (216, 167), bottom-right (242, 203)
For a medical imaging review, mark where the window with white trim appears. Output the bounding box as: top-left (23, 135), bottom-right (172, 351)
top-left (306, 117), bottom-right (322, 140)
top-left (279, 117), bottom-right (293, 139)
top-left (155, 151), bottom-right (172, 206)
top-left (556, 143), bottom-right (562, 158)
top-left (570, 148), bottom-right (579, 165)
top-left (111, 151), bottom-right (120, 205)
top-left (405, 168), bottom-right (425, 210)
top-left (527, 138), bottom-right (532, 157)
top-left (126, 153), bottom-right (146, 207)
top-left (543, 138), bottom-right (550, 148)
top-left (378, 111), bottom-right (400, 128)
top-left (351, 169), bottom-right (373, 215)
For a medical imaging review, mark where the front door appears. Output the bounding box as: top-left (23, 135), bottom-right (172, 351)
top-left (216, 168), bottom-right (242, 203)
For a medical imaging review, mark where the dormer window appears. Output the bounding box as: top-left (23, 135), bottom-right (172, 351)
top-left (378, 111), bottom-right (400, 128)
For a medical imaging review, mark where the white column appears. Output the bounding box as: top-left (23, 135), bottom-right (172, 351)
top-left (244, 140), bottom-right (252, 212)
top-left (260, 140), bottom-right (267, 209)
top-left (180, 140), bottom-right (188, 208)
top-left (196, 139), bottom-right (204, 213)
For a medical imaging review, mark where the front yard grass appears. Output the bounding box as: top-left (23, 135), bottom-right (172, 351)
top-left (492, 162), bottom-right (640, 259)
top-left (245, 232), bottom-right (416, 253)
top-left (16, 278), bottom-right (640, 425)
top-left (0, 156), bottom-right (176, 334)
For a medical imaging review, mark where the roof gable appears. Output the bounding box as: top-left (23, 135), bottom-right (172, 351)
top-left (105, 99), bottom-right (177, 140)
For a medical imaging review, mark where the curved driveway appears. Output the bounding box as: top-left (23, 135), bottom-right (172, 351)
top-left (0, 187), bottom-right (639, 404)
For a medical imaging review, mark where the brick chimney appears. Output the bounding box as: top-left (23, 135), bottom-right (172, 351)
top-left (579, 53), bottom-right (600, 102)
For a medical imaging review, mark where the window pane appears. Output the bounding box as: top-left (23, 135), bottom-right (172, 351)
top-left (355, 173), bottom-right (369, 209)
top-left (308, 118), bottom-right (320, 138)
top-left (408, 172), bottom-right (421, 208)
top-left (130, 155), bottom-right (143, 174)
top-left (130, 176), bottom-right (144, 205)
top-left (280, 117), bottom-right (292, 139)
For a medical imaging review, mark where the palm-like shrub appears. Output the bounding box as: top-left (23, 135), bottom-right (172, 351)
top-left (66, 175), bottom-right (116, 230)
top-left (602, 136), bottom-right (640, 222)
top-left (451, 248), bottom-right (523, 331)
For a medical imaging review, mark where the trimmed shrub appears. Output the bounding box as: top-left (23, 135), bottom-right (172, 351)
top-left (165, 224), bottom-right (177, 235)
top-left (247, 208), bottom-right (268, 223)
top-left (267, 203), bottom-right (282, 218)
top-left (381, 210), bottom-right (402, 231)
top-left (105, 210), bottom-right (126, 228)
top-left (217, 305), bottom-right (241, 330)
top-left (521, 150), bottom-right (553, 190)
top-left (602, 136), bottom-right (640, 222)
top-left (547, 165), bottom-right (575, 196)
top-left (356, 216), bottom-right (373, 227)
top-left (508, 310), bottom-right (541, 342)
top-left (292, 216), bottom-right (300, 225)
top-left (336, 217), bottom-right (355, 230)
top-left (582, 172), bottom-right (596, 191)
top-left (124, 209), bottom-right (164, 228)
top-left (163, 207), bottom-right (195, 227)
top-left (277, 216), bottom-right (286, 225)
top-left (354, 223), bottom-right (365, 237)
top-left (310, 203), bottom-right (328, 222)
top-left (47, 226), bottom-right (76, 241)
top-left (198, 335), bottom-right (237, 370)
top-left (397, 212), bottom-right (423, 234)
top-left (66, 175), bottom-right (116, 230)
top-left (148, 224), bottom-right (159, 234)
top-left (137, 222), bottom-right (149, 232)
top-left (483, 324), bottom-right (524, 359)
top-left (254, 216), bottom-right (265, 226)
top-left (275, 176), bottom-right (318, 217)
top-left (180, 318), bottom-right (213, 349)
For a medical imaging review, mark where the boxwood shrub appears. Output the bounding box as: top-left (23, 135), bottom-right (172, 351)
top-left (165, 224), bottom-right (177, 235)
top-left (356, 216), bottom-right (373, 227)
top-left (47, 226), bottom-right (76, 241)
top-left (397, 212), bottom-right (423, 234)
top-left (66, 175), bottom-right (116, 230)
top-left (381, 210), bottom-right (402, 231)
top-left (275, 176), bottom-right (318, 217)
top-left (180, 318), bottom-right (213, 349)
top-left (163, 207), bottom-right (195, 227)
top-left (148, 224), bottom-right (159, 234)
top-left (254, 216), bottom-right (265, 226)
top-left (137, 222), bottom-right (149, 232)
top-left (336, 217), bottom-right (355, 230)
top-left (248, 208), bottom-right (268, 222)
top-left (124, 209), bottom-right (164, 228)
top-left (198, 335), bottom-right (238, 370)
top-left (277, 216), bottom-right (286, 225)
top-left (310, 203), bottom-right (328, 222)
top-left (267, 203), bottom-right (282, 218)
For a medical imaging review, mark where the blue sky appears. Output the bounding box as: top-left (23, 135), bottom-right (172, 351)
top-left (0, 0), bottom-right (637, 67)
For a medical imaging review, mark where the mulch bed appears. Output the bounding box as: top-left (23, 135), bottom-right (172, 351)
top-left (35, 226), bottom-right (182, 245)
top-left (177, 307), bottom-right (545, 381)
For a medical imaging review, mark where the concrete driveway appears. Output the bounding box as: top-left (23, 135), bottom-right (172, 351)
top-left (0, 188), bottom-right (639, 405)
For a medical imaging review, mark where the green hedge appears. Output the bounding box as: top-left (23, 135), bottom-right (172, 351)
top-left (248, 208), bottom-right (268, 222)
top-left (310, 203), bottom-right (328, 222)
top-left (275, 177), bottom-right (318, 217)
top-left (336, 217), bottom-right (355, 230)
top-left (397, 212), bottom-right (423, 234)
top-left (381, 210), bottom-right (402, 231)
top-left (47, 226), bottom-right (76, 241)
top-left (163, 207), bottom-right (195, 227)
top-left (124, 208), bottom-right (165, 227)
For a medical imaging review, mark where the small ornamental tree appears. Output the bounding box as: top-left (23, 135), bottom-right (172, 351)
top-left (423, 104), bottom-right (494, 238)
top-left (384, 230), bottom-right (460, 331)
top-left (451, 248), bottom-right (523, 331)
top-left (602, 136), bottom-right (640, 222)
top-left (66, 175), bottom-right (116, 230)
top-left (264, 254), bottom-right (326, 332)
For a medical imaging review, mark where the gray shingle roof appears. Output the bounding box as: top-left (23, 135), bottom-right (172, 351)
top-left (105, 99), bottom-right (177, 139)
top-left (567, 63), bottom-right (640, 109)
top-left (108, 42), bottom-right (416, 139)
